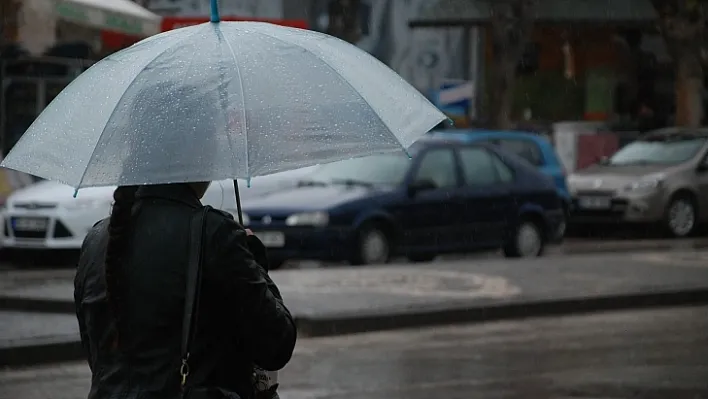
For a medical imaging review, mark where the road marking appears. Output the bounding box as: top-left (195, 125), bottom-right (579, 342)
top-left (276, 269), bottom-right (522, 299)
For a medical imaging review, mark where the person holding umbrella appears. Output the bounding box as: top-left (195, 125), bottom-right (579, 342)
top-left (73, 83), bottom-right (294, 399)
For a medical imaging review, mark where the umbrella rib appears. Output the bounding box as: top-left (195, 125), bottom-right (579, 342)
top-left (216, 26), bottom-right (249, 178)
top-left (248, 30), bottom-right (410, 153)
top-left (74, 30), bottom-right (202, 189)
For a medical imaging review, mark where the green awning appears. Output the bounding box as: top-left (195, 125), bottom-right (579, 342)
top-left (55, 0), bottom-right (161, 37)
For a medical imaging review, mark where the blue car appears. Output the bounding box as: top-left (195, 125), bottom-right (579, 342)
top-left (429, 130), bottom-right (571, 212)
top-left (242, 137), bottom-right (565, 267)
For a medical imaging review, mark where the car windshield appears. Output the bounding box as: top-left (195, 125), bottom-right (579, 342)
top-left (608, 137), bottom-right (706, 166)
top-left (306, 153), bottom-right (412, 186)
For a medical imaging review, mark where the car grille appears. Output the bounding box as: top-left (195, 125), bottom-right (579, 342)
top-left (572, 198), bottom-right (629, 218)
top-left (12, 229), bottom-right (47, 239)
top-left (248, 214), bottom-right (289, 226)
top-left (575, 190), bottom-right (616, 197)
top-left (13, 202), bottom-right (57, 210)
top-left (9, 216), bottom-right (50, 239)
top-left (7, 217), bottom-right (76, 240)
top-left (53, 220), bottom-right (73, 238)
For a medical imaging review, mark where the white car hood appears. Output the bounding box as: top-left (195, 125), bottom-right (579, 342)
top-left (8, 181), bottom-right (116, 204)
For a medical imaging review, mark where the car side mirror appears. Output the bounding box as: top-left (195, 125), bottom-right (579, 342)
top-left (407, 179), bottom-right (437, 196)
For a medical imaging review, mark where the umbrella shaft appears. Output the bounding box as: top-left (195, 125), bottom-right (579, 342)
top-left (232, 180), bottom-right (243, 225)
top-left (210, 0), bottom-right (220, 22)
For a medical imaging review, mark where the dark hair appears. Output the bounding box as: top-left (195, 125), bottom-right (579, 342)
top-left (105, 185), bottom-right (139, 348)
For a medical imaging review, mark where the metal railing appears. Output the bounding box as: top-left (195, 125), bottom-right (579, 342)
top-left (1, 56), bottom-right (95, 154)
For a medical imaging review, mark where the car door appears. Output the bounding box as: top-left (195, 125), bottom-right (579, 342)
top-left (395, 146), bottom-right (463, 253)
top-left (456, 146), bottom-right (515, 248)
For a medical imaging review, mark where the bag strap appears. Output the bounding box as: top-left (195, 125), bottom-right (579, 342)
top-left (180, 205), bottom-right (210, 388)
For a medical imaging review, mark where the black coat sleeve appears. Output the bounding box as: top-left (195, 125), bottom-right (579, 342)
top-left (74, 220), bottom-right (106, 372)
top-left (208, 216), bottom-right (297, 371)
top-left (73, 271), bottom-right (92, 370)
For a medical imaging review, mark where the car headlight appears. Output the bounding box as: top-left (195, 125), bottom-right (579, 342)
top-left (225, 210), bottom-right (250, 226)
top-left (566, 174), bottom-right (582, 187)
top-left (624, 176), bottom-right (663, 193)
top-left (63, 199), bottom-right (110, 210)
top-left (285, 211), bottom-right (329, 227)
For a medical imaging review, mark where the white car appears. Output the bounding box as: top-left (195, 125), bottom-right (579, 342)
top-left (0, 167), bottom-right (316, 250)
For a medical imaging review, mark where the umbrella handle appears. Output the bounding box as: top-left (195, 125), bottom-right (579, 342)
top-left (210, 0), bottom-right (220, 23)
top-left (232, 180), bottom-right (243, 225)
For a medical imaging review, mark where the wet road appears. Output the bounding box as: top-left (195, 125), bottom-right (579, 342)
top-left (1, 306), bottom-right (707, 399)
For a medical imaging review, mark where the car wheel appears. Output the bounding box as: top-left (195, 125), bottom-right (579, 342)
top-left (407, 253), bottom-right (436, 263)
top-left (350, 223), bottom-right (391, 265)
top-left (504, 219), bottom-right (545, 258)
top-left (665, 195), bottom-right (697, 238)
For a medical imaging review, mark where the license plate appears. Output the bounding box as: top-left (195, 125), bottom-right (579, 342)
top-left (12, 217), bottom-right (49, 231)
top-left (255, 232), bottom-right (285, 248)
top-left (578, 196), bottom-right (611, 209)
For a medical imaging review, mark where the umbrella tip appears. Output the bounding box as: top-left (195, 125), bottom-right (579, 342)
top-left (404, 149), bottom-right (412, 159)
top-left (446, 117), bottom-right (454, 126)
top-left (247, 177), bottom-right (251, 188)
top-left (210, 0), bottom-right (220, 23)
top-left (73, 189), bottom-right (79, 198)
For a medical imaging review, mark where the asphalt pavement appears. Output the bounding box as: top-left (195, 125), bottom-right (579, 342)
top-left (1, 306), bottom-right (707, 399)
top-left (2, 250), bottom-right (708, 367)
top-left (3, 236), bottom-right (708, 270)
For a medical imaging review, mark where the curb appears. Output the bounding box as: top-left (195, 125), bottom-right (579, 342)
top-left (554, 239), bottom-right (708, 255)
top-left (294, 288), bottom-right (708, 337)
top-left (0, 338), bottom-right (83, 368)
top-left (0, 296), bottom-right (75, 313)
top-left (3, 288), bottom-right (708, 367)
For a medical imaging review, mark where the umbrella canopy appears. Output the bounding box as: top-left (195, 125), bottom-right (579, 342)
top-left (1, 22), bottom-right (445, 189)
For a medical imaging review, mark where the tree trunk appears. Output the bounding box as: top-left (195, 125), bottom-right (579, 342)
top-left (485, 0), bottom-right (536, 129)
top-left (0, 0), bottom-right (21, 47)
top-left (651, 0), bottom-right (707, 127)
top-left (675, 52), bottom-right (704, 127)
top-left (487, 58), bottom-right (517, 129)
top-left (326, 0), bottom-right (361, 44)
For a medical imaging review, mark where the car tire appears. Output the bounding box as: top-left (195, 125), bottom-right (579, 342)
top-left (503, 218), bottom-right (545, 258)
top-left (407, 253), bottom-right (436, 263)
top-left (350, 222), bottom-right (392, 266)
top-left (664, 194), bottom-right (698, 238)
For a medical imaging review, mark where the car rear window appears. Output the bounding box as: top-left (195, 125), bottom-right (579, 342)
top-left (489, 139), bottom-right (543, 166)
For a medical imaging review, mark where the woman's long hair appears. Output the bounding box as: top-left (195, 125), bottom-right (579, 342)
top-left (105, 185), bottom-right (139, 348)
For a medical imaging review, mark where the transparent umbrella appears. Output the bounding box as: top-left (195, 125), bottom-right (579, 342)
top-left (0, 1), bottom-right (445, 222)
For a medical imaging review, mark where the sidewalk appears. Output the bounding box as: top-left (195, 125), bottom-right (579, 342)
top-left (2, 252), bottom-right (708, 366)
top-left (3, 307), bottom-right (707, 399)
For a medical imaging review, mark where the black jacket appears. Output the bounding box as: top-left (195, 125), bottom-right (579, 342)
top-left (74, 184), bottom-right (296, 399)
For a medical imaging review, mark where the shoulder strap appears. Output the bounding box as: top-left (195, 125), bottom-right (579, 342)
top-left (180, 206), bottom-right (211, 386)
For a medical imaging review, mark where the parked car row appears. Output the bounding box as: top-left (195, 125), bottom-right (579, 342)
top-left (1, 131), bottom-right (567, 268)
top-left (5, 126), bottom-right (702, 267)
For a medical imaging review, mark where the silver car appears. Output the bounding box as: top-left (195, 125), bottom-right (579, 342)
top-left (567, 128), bottom-right (708, 237)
